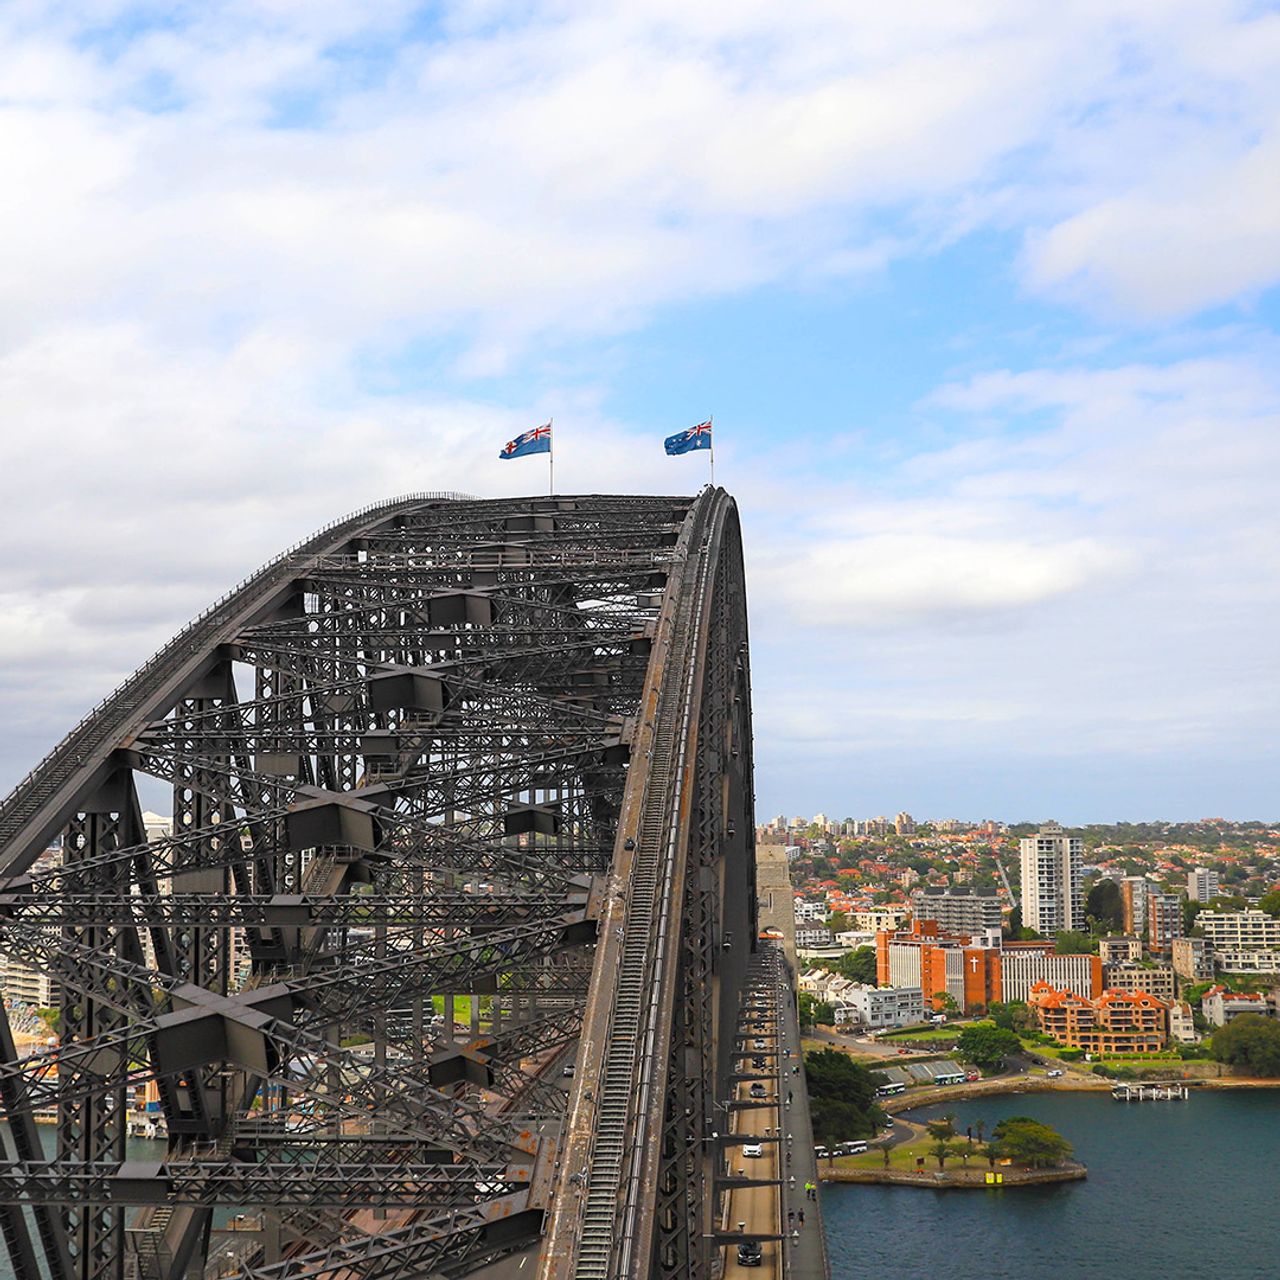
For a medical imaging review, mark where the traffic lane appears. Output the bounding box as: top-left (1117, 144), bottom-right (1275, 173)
top-left (723, 1048), bottom-right (780, 1278)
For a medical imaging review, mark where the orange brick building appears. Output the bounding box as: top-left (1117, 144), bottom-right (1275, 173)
top-left (876, 922), bottom-right (1104, 1013)
top-left (876, 920), bottom-right (1002, 1013)
top-left (1028, 981), bottom-right (1168, 1053)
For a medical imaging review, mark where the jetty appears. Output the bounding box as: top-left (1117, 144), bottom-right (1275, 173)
top-left (1112, 1081), bottom-right (1189, 1101)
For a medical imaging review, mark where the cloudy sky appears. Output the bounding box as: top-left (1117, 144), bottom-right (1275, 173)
top-left (2, 1), bottom-right (1278, 822)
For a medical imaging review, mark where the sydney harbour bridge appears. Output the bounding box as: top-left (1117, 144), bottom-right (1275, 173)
top-left (0, 490), bottom-right (814, 1280)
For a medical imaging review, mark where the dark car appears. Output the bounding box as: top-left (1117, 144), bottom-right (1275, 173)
top-left (736, 1241), bottom-right (763, 1267)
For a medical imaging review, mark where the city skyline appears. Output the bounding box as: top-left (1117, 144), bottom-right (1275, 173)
top-left (2, 5), bottom-right (1278, 821)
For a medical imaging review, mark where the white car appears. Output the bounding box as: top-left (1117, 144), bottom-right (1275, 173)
top-left (741, 1142), bottom-right (763, 1158)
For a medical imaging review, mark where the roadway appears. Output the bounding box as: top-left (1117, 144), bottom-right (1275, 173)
top-left (721, 952), bottom-right (784, 1280)
top-left (720, 943), bottom-right (828, 1280)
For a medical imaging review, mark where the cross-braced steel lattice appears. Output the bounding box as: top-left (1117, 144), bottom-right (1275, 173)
top-left (0, 490), bottom-right (761, 1280)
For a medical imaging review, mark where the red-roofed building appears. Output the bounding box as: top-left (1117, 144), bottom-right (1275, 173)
top-left (1028, 981), bottom-right (1168, 1053)
top-left (1202, 985), bottom-right (1273, 1027)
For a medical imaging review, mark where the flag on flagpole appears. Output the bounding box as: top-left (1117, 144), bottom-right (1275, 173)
top-left (664, 420), bottom-right (712, 455)
top-left (499, 422), bottom-right (552, 460)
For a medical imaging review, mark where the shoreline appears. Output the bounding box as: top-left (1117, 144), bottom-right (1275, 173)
top-left (824, 1161), bottom-right (1086, 1190)
top-left (878, 1071), bottom-right (1280, 1115)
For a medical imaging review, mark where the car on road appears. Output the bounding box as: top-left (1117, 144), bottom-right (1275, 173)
top-left (1046, 1068), bottom-right (1063, 1077)
top-left (736, 1241), bottom-right (763, 1267)
top-left (741, 1142), bottom-right (763, 1158)
top-left (561, 1063), bottom-right (575, 1077)
top-left (753, 1039), bottom-right (766, 1049)
top-left (752, 1056), bottom-right (766, 1069)
top-left (749, 1082), bottom-right (766, 1098)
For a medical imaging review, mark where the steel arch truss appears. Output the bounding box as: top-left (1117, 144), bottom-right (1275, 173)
top-left (0, 493), bottom-right (769, 1280)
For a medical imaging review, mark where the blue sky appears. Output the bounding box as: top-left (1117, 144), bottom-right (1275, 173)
top-left (1, 1), bottom-right (1278, 822)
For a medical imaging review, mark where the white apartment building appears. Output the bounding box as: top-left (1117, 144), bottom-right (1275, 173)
top-left (835, 984), bottom-right (926, 1030)
top-left (1187, 866), bottom-right (1221, 902)
top-left (1198, 910), bottom-right (1280, 951)
top-left (999, 951), bottom-right (1100, 1003)
top-left (854, 908), bottom-right (907, 933)
top-left (796, 927), bottom-right (835, 950)
top-left (794, 900), bottom-right (827, 923)
top-left (1214, 950), bottom-right (1280, 974)
top-left (1168, 1001), bottom-right (1198, 1043)
top-left (1019, 824), bottom-right (1084, 936)
top-left (834, 930), bottom-right (878, 951)
top-left (1, 955), bottom-right (55, 1007)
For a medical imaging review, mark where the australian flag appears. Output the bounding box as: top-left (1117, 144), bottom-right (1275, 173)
top-left (664, 420), bottom-right (712, 455)
top-left (499, 422), bottom-right (552, 460)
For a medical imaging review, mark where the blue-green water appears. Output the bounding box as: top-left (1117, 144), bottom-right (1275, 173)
top-left (822, 1090), bottom-right (1280, 1279)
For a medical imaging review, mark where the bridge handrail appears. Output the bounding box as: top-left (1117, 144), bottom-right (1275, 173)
top-left (0, 491), bottom-right (475, 847)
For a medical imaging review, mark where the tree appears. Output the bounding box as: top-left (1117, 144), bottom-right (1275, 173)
top-left (924, 1114), bottom-right (956, 1140)
top-left (843, 946), bottom-right (878, 985)
top-left (804, 1049), bottom-right (887, 1143)
top-left (826, 910), bottom-right (851, 933)
top-left (1053, 931), bottom-right (1097, 955)
top-left (1206, 894), bottom-right (1248, 912)
top-left (956, 1024), bottom-right (1023, 1073)
top-left (798, 993), bottom-right (835, 1030)
top-left (928, 1139), bottom-right (953, 1170)
top-left (988, 1001), bottom-right (1037, 1033)
top-left (1085, 878), bottom-right (1124, 932)
top-left (933, 991), bottom-right (959, 1016)
top-left (1211, 1014), bottom-right (1280, 1077)
top-left (1259, 889), bottom-right (1280, 919)
top-left (991, 1117), bottom-right (1073, 1168)
top-left (820, 946), bottom-right (876, 985)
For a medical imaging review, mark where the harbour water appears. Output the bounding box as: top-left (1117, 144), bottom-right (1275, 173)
top-left (0, 1128), bottom-right (169, 1280)
top-left (822, 1089), bottom-right (1280, 1280)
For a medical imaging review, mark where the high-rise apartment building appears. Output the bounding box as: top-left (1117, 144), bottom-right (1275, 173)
top-left (1186, 867), bottom-right (1221, 902)
top-left (1121, 876), bottom-right (1150, 936)
top-left (911, 885), bottom-right (1003, 935)
top-left (1197, 910), bottom-right (1280, 952)
top-left (1019, 823), bottom-right (1083, 936)
top-left (894, 811), bottom-right (916, 835)
top-left (1147, 892), bottom-right (1184, 953)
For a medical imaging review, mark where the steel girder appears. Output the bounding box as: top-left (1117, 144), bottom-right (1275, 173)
top-left (0, 490), bottom-right (759, 1280)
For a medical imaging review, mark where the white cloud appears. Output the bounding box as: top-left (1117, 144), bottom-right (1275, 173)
top-left (1, 1), bottom-right (1278, 356)
top-left (752, 533), bottom-right (1132, 624)
top-left (3, 2), bottom-right (1280, 818)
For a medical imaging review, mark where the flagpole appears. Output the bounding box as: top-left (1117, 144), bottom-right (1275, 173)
top-left (709, 414), bottom-right (715, 487)
top-left (549, 418), bottom-right (554, 497)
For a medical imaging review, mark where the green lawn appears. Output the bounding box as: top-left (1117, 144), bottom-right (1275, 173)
top-left (830, 1136), bottom-right (989, 1174)
top-left (431, 995), bottom-right (484, 1025)
top-left (877, 1026), bottom-right (961, 1044)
